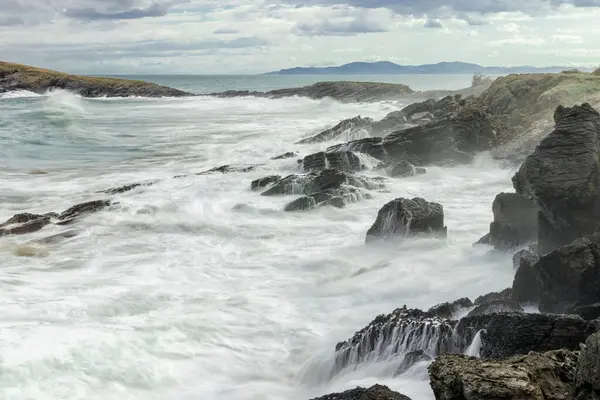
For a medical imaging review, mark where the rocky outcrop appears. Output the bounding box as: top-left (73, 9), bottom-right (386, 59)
top-left (576, 333), bottom-right (600, 400)
top-left (365, 197), bottom-right (447, 244)
top-left (301, 151), bottom-right (365, 173)
top-left (512, 251), bottom-right (541, 304)
top-left (251, 175), bottom-right (281, 191)
top-left (208, 81), bottom-right (414, 103)
top-left (429, 349), bottom-right (579, 400)
top-left (270, 152), bottom-right (297, 160)
top-left (466, 300), bottom-right (523, 317)
top-left (385, 161), bottom-right (426, 178)
top-left (474, 288), bottom-right (512, 305)
top-left (284, 187), bottom-right (371, 212)
top-left (309, 385), bottom-right (412, 400)
top-left (0, 61), bottom-right (191, 98)
top-left (477, 193), bottom-right (539, 250)
top-left (513, 103), bottom-right (600, 255)
top-left (297, 116), bottom-right (375, 144)
top-left (197, 164), bottom-right (260, 175)
top-left (428, 298), bottom-right (473, 319)
top-left (532, 233), bottom-right (600, 317)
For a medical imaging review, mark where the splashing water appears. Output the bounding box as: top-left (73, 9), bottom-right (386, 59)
top-left (465, 329), bottom-right (485, 358)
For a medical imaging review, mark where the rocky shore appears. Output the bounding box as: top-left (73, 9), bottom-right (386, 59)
top-left (0, 61), bottom-right (192, 97)
top-left (4, 68), bottom-right (600, 399)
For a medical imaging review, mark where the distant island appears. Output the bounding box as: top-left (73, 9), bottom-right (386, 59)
top-left (265, 61), bottom-right (594, 75)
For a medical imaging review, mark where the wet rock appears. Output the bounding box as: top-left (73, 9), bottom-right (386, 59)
top-left (284, 187), bottom-right (371, 212)
top-left (388, 161), bottom-right (424, 177)
top-left (262, 169), bottom-right (385, 197)
top-left (533, 233), bottom-right (600, 315)
top-left (104, 181), bottom-right (158, 195)
top-left (297, 116), bottom-right (374, 144)
top-left (301, 151), bottom-right (364, 173)
top-left (512, 251), bottom-right (541, 304)
top-left (251, 175), bottom-right (281, 191)
top-left (365, 197), bottom-right (447, 244)
top-left (466, 300), bottom-right (524, 317)
top-left (474, 288), bottom-right (512, 305)
top-left (394, 350), bottom-right (432, 376)
top-left (478, 193), bottom-right (539, 250)
top-left (57, 200), bottom-right (112, 222)
top-left (429, 349), bottom-right (579, 400)
top-left (513, 248), bottom-right (537, 268)
top-left (197, 164), bottom-right (260, 175)
top-left (570, 303), bottom-right (600, 321)
top-left (456, 312), bottom-right (599, 359)
top-left (327, 137), bottom-right (387, 161)
top-left (575, 332), bottom-right (600, 400)
top-left (309, 384), bottom-right (412, 400)
top-left (513, 103), bottom-right (600, 255)
top-left (428, 298), bottom-right (473, 319)
top-left (270, 151), bottom-right (297, 160)
top-left (0, 214), bottom-right (53, 236)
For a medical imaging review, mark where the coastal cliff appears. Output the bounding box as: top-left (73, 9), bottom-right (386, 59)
top-left (0, 61), bottom-right (191, 98)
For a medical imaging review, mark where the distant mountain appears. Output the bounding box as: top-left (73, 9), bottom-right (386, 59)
top-left (265, 61), bottom-right (593, 75)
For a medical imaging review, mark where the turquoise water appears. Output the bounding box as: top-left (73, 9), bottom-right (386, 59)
top-left (0, 75), bottom-right (515, 400)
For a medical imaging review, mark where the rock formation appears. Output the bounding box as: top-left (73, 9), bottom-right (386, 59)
top-left (576, 333), bottom-right (600, 400)
top-left (296, 116), bottom-right (375, 144)
top-left (429, 349), bottom-right (579, 400)
top-left (251, 175), bottom-right (281, 191)
top-left (513, 103), bottom-right (600, 255)
top-left (0, 61), bottom-right (191, 98)
top-left (301, 151), bottom-right (365, 173)
top-left (512, 251), bottom-right (541, 305)
top-left (309, 384), bottom-right (412, 400)
top-left (365, 197), bottom-right (447, 243)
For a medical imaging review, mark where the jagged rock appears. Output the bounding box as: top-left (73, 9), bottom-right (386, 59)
top-left (570, 304), bottom-right (600, 321)
top-left (197, 164), bottom-right (259, 175)
top-left (512, 252), bottom-right (541, 305)
top-left (251, 175), bottom-right (281, 191)
top-left (327, 137), bottom-right (387, 161)
top-left (533, 233), bottom-right (600, 315)
top-left (0, 213), bottom-right (54, 236)
top-left (474, 288), bottom-right (512, 305)
top-left (513, 248), bottom-right (537, 268)
top-left (365, 197), bottom-right (447, 244)
top-left (301, 151), bottom-right (364, 173)
top-left (466, 300), bottom-right (523, 317)
top-left (456, 312), bottom-right (600, 359)
top-left (428, 298), bottom-right (473, 319)
top-left (284, 187), bottom-right (371, 212)
top-left (104, 181), bottom-right (157, 195)
top-left (296, 116), bottom-right (374, 144)
top-left (513, 103), bottom-right (600, 255)
top-left (429, 349), bottom-right (579, 400)
top-left (261, 169), bottom-right (385, 197)
top-left (479, 193), bottom-right (539, 250)
top-left (309, 384), bottom-right (412, 400)
top-left (394, 350), bottom-right (432, 377)
top-left (271, 152), bottom-right (297, 160)
top-left (576, 333), bottom-right (600, 400)
top-left (57, 200), bottom-right (112, 222)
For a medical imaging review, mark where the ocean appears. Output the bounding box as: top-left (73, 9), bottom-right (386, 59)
top-left (0, 74), bottom-right (516, 400)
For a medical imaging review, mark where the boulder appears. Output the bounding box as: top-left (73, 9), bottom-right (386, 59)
top-left (481, 193), bottom-right (539, 250)
top-left (576, 333), bottom-right (600, 400)
top-left (513, 103), bottom-right (600, 255)
top-left (365, 197), bottom-right (447, 244)
top-left (456, 312), bottom-right (600, 359)
top-left (512, 252), bottom-right (541, 304)
top-left (309, 384), bottom-right (412, 400)
top-left (429, 349), bottom-right (579, 400)
top-left (296, 116), bottom-right (374, 144)
top-left (301, 151), bottom-right (365, 173)
top-left (387, 161), bottom-right (426, 178)
top-left (251, 175), bottom-right (281, 191)
top-left (533, 233), bottom-right (600, 315)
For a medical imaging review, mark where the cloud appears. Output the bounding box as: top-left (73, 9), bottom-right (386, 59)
top-left (64, 3), bottom-right (169, 20)
top-left (0, 16), bottom-right (25, 26)
top-left (424, 18), bottom-right (444, 28)
top-left (213, 27), bottom-right (241, 34)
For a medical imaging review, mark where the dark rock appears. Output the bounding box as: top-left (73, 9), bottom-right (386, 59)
top-left (309, 384), bottom-right (412, 400)
top-left (197, 164), bottom-right (259, 175)
top-left (513, 248), bottom-right (537, 268)
top-left (301, 151), bottom-right (364, 173)
top-left (570, 304), bottom-right (600, 321)
top-left (512, 252), bottom-right (541, 304)
top-left (271, 152), bottom-right (297, 160)
top-left (284, 187), bottom-right (371, 212)
top-left (513, 103), bottom-right (600, 255)
top-left (480, 193), bottom-right (539, 250)
top-left (57, 200), bottom-right (112, 221)
top-left (456, 312), bottom-right (600, 359)
top-left (104, 181), bottom-right (157, 195)
top-left (534, 233), bottom-right (600, 315)
top-left (262, 169), bottom-right (385, 197)
top-left (251, 175), bottom-right (281, 191)
top-left (296, 116), bottom-right (374, 144)
top-left (466, 300), bottom-right (524, 317)
top-left (394, 350), bottom-right (432, 376)
top-left (0, 215), bottom-right (52, 236)
top-left (474, 288), bottom-right (512, 305)
top-left (429, 349), bottom-right (579, 400)
top-left (576, 333), bottom-right (600, 400)
top-left (327, 137), bottom-right (387, 161)
top-left (365, 197), bottom-right (447, 244)
top-left (415, 167), bottom-right (427, 175)
top-left (428, 298), bottom-right (473, 319)
top-left (389, 161), bottom-right (419, 177)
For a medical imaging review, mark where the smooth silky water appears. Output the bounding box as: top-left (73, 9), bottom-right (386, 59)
top-left (0, 75), bottom-right (515, 400)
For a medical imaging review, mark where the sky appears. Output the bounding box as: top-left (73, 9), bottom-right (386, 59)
top-left (1, 0), bottom-right (600, 74)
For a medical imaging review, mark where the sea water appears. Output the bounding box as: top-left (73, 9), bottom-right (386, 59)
top-left (0, 75), bottom-right (515, 400)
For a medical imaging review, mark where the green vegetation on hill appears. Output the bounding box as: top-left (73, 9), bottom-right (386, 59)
top-left (0, 61), bottom-right (191, 98)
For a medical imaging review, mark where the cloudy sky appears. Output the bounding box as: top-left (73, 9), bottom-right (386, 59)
top-left (1, 0), bottom-right (600, 74)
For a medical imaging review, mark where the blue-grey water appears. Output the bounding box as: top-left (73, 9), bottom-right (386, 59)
top-left (0, 75), bottom-right (515, 400)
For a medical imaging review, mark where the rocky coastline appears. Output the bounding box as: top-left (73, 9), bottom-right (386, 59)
top-left (4, 67), bottom-right (600, 399)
